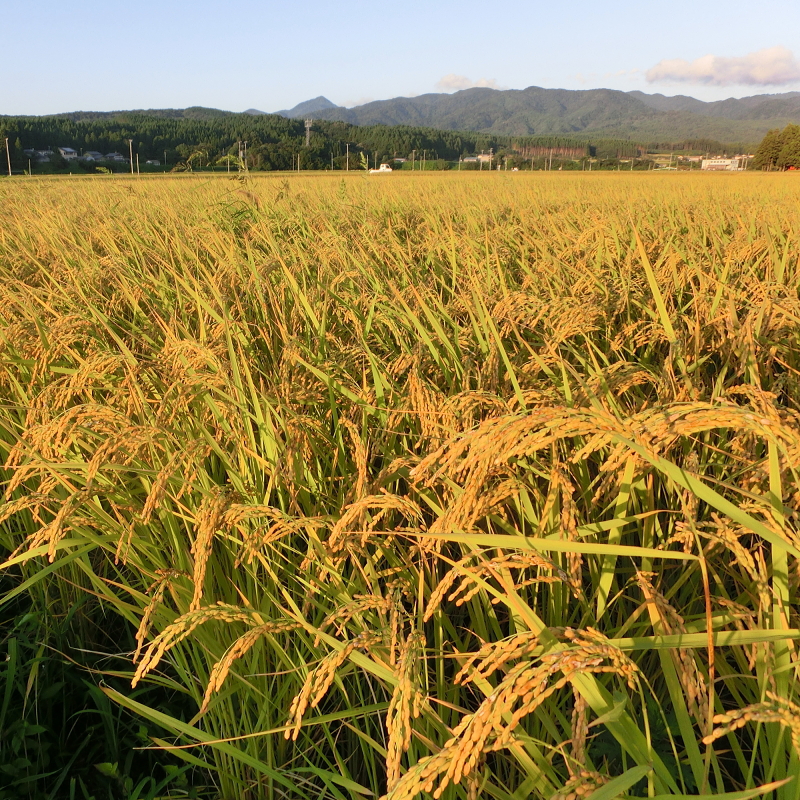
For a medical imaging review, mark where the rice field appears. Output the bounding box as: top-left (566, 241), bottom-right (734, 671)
top-left (1, 171), bottom-right (800, 800)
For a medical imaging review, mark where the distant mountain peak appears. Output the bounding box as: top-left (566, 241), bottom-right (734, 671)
top-left (274, 96), bottom-right (342, 118)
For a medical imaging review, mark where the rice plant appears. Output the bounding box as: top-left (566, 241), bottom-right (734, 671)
top-left (0, 171), bottom-right (799, 800)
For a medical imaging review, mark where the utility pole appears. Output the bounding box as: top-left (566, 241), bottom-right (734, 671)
top-left (489, 147), bottom-right (493, 171)
top-left (136, 153), bottom-right (140, 175)
top-left (305, 119), bottom-right (312, 147)
top-left (411, 149), bottom-right (416, 170)
top-left (4, 138), bottom-right (10, 177)
top-left (346, 142), bottom-right (350, 171)
top-left (128, 139), bottom-right (134, 175)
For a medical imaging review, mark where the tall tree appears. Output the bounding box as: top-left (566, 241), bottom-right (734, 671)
top-left (776, 124), bottom-right (800, 170)
top-left (754, 128), bottom-right (785, 170)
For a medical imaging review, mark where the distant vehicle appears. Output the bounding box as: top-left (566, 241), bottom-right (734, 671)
top-left (369, 163), bottom-right (393, 174)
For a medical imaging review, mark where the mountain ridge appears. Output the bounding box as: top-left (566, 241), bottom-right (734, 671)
top-left (281, 85), bottom-right (800, 143)
top-left (8, 86), bottom-right (800, 147)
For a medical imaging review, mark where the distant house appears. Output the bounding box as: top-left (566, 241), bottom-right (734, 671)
top-left (701, 158), bottom-right (741, 171)
top-left (81, 150), bottom-right (106, 161)
top-left (145, 159), bottom-right (160, 166)
top-left (462, 157), bottom-right (479, 163)
top-left (58, 147), bottom-right (78, 160)
top-left (393, 158), bottom-right (407, 163)
top-left (105, 152), bottom-right (128, 162)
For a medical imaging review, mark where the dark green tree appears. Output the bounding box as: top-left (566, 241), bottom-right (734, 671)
top-left (753, 128), bottom-right (784, 170)
top-left (776, 124), bottom-right (800, 170)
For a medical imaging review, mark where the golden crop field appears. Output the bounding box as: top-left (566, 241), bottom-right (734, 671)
top-left (1, 172), bottom-right (799, 800)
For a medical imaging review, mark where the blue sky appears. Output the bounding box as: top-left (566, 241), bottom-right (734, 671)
top-left (5, 0), bottom-right (800, 115)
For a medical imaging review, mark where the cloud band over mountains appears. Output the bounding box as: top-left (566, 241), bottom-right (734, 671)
top-left (436, 74), bottom-right (506, 91)
top-left (646, 46), bottom-right (800, 87)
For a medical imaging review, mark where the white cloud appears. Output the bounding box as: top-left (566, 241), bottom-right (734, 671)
top-left (435, 74), bottom-right (505, 92)
top-left (646, 46), bottom-right (800, 87)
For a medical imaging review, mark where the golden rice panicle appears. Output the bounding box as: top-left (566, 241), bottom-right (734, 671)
top-left (141, 440), bottom-right (210, 524)
top-left (423, 554), bottom-right (475, 622)
top-left (190, 487), bottom-right (236, 611)
top-left (703, 692), bottom-right (800, 754)
top-left (454, 629), bottom-right (541, 684)
top-left (132, 602), bottom-right (253, 687)
top-left (328, 491), bottom-right (425, 552)
top-left (318, 594), bottom-right (394, 641)
top-left (0, 493), bottom-right (56, 528)
top-left (570, 691), bottom-right (589, 769)
top-left (550, 770), bottom-right (609, 800)
top-left (285, 632), bottom-right (383, 741)
top-left (15, 489), bottom-right (90, 563)
top-left (236, 511), bottom-right (328, 567)
top-left (560, 628), bottom-right (639, 690)
top-left (84, 424), bottom-right (159, 487)
top-left (134, 568), bottom-right (187, 663)
top-left (386, 631), bottom-right (426, 790)
top-left (427, 550), bottom-right (571, 626)
top-left (635, 571), bottom-right (707, 719)
top-left (407, 361), bottom-right (450, 443)
top-left (385, 629), bottom-right (637, 800)
top-left (340, 416), bottom-right (370, 501)
top-left (200, 620), bottom-right (300, 713)
top-left (701, 514), bottom-right (772, 618)
top-left (5, 405), bottom-right (130, 497)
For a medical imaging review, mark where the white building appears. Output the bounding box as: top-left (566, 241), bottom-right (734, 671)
top-left (58, 147), bottom-right (78, 160)
top-left (701, 158), bottom-right (741, 171)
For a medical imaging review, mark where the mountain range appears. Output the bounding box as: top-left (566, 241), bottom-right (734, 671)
top-left (265, 86), bottom-right (800, 144)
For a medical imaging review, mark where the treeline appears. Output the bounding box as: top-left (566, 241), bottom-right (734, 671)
top-left (753, 125), bottom-right (800, 170)
top-left (643, 137), bottom-right (740, 155)
top-left (0, 111), bottom-right (560, 170)
top-left (0, 109), bottom-right (739, 172)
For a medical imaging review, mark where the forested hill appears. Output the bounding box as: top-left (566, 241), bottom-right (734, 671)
top-left (0, 110), bottom-right (676, 172)
top-left (308, 85), bottom-right (800, 143)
